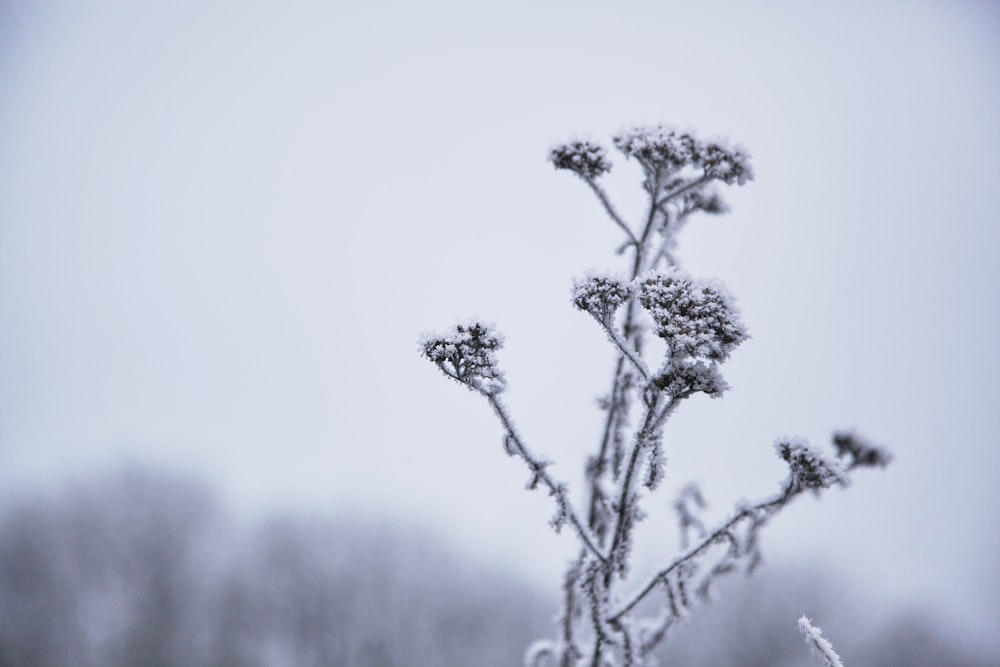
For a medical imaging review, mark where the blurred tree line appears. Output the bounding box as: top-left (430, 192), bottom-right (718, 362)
top-left (0, 469), bottom-right (546, 667)
top-left (0, 469), bottom-right (991, 667)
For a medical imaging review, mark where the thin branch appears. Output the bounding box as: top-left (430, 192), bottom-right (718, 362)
top-left (656, 174), bottom-right (711, 208)
top-left (486, 394), bottom-right (608, 565)
top-left (608, 485), bottom-right (794, 623)
top-left (561, 552), bottom-right (585, 665)
top-left (600, 321), bottom-right (649, 382)
top-left (585, 178), bottom-right (638, 247)
top-left (632, 166), bottom-right (665, 275)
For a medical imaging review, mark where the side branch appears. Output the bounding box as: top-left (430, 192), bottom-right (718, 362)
top-left (656, 174), bottom-right (711, 208)
top-left (608, 485), bottom-right (793, 622)
top-left (486, 394), bottom-right (608, 565)
top-left (600, 322), bottom-right (649, 382)
top-left (585, 178), bottom-right (638, 247)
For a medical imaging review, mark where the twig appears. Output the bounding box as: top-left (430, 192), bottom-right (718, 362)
top-left (486, 394), bottom-right (608, 565)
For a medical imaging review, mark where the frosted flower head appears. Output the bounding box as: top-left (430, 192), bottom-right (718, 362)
top-left (613, 125), bottom-right (699, 172)
top-left (636, 270), bottom-right (748, 362)
top-left (572, 274), bottom-right (633, 325)
top-left (701, 141), bottom-right (753, 185)
top-left (832, 431), bottom-right (893, 469)
top-left (776, 438), bottom-right (848, 493)
top-left (652, 361), bottom-right (729, 398)
top-left (549, 140), bottom-right (612, 179)
top-left (420, 322), bottom-right (506, 394)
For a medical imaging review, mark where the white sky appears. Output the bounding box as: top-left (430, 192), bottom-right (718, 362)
top-left (1, 0), bottom-right (998, 651)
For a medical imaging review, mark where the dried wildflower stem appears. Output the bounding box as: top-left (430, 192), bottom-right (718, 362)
top-left (585, 179), bottom-right (667, 548)
top-left (605, 392), bottom-right (668, 561)
top-left (423, 126), bottom-right (887, 667)
top-left (485, 394), bottom-right (607, 565)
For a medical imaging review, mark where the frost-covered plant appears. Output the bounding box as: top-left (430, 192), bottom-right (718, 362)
top-left (798, 616), bottom-right (845, 667)
top-left (420, 124), bottom-right (891, 667)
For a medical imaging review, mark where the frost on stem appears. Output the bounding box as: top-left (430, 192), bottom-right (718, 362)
top-left (420, 322), bottom-right (506, 395)
top-left (637, 270), bottom-right (748, 362)
top-left (549, 140), bottom-right (613, 179)
top-left (777, 439), bottom-right (849, 493)
top-left (798, 616), bottom-right (846, 667)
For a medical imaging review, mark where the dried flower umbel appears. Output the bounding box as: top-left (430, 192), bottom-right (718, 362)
top-left (420, 322), bottom-right (506, 395)
top-left (422, 125), bottom-right (889, 667)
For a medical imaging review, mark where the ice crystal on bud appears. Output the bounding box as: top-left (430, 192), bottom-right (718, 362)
top-left (833, 431), bottom-right (893, 469)
top-left (652, 361), bottom-right (729, 398)
top-left (777, 439), bottom-right (849, 493)
top-left (549, 140), bottom-right (612, 179)
top-left (572, 274), bottom-right (633, 325)
top-left (637, 270), bottom-right (748, 362)
top-left (420, 322), bottom-right (506, 394)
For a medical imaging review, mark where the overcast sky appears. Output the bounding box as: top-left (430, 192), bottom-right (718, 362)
top-left (1, 0), bottom-right (998, 652)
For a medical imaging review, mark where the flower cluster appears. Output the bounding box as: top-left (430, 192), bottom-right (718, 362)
top-left (833, 431), bottom-right (893, 469)
top-left (613, 126), bottom-right (700, 171)
top-left (420, 322), bottom-right (506, 394)
top-left (572, 274), bottom-right (632, 325)
top-left (549, 140), bottom-right (612, 179)
top-left (776, 439), bottom-right (848, 493)
top-left (652, 361), bottom-right (729, 398)
top-left (701, 141), bottom-right (753, 185)
top-left (637, 270), bottom-right (748, 361)
top-left (613, 125), bottom-right (754, 185)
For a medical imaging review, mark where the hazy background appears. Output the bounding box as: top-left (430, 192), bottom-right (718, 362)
top-left (1, 0), bottom-right (998, 662)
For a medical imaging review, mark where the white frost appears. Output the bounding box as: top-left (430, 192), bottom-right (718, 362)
top-left (798, 616), bottom-right (845, 667)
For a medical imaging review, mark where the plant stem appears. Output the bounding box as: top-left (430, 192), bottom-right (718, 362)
top-left (486, 394), bottom-right (608, 565)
